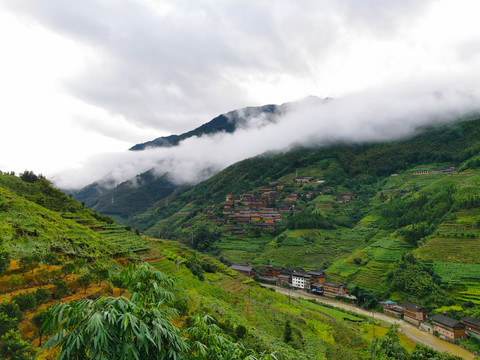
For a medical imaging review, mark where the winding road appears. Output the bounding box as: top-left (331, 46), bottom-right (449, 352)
top-left (263, 284), bottom-right (476, 360)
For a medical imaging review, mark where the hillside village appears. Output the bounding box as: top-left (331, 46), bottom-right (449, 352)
top-left (201, 175), bottom-right (356, 236)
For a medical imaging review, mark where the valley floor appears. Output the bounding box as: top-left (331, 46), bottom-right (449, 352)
top-left (264, 284), bottom-right (477, 360)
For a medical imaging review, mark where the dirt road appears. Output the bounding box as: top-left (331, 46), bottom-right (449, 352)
top-left (264, 285), bottom-right (476, 360)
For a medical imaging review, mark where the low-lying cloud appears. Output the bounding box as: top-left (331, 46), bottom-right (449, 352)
top-left (53, 77), bottom-right (480, 190)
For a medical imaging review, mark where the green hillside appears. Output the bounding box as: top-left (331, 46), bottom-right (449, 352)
top-left (0, 170), bottom-right (401, 359)
top-left (73, 171), bottom-right (178, 222)
top-left (124, 116), bottom-right (480, 310)
top-left (0, 172), bottom-right (149, 259)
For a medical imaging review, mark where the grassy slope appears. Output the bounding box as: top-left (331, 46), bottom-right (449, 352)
top-left (146, 239), bottom-right (417, 360)
top-left (122, 116), bottom-right (480, 307)
top-left (0, 173), bottom-right (149, 258)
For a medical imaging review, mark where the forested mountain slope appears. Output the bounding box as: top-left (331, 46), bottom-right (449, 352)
top-left (124, 116), bottom-right (480, 312)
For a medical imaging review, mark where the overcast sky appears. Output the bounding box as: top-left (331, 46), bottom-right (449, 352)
top-left (1, 0), bottom-right (480, 187)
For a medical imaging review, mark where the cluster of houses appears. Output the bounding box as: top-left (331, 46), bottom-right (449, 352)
top-left (381, 300), bottom-right (480, 341)
top-left (203, 176), bottom-right (357, 235)
top-left (229, 263), bottom-right (352, 299)
top-left (413, 165), bottom-right (456, 176)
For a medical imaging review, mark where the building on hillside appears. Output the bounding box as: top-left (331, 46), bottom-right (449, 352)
top-left (307, 270), bottom-right (326, 284)
top-left (338, 193), bottom-right (357, 204)
top-left (229, 263), bottom-right (255, 278)
top-left (291, 272), bottom-right (312, 290)
top-left (432, 314), bottom-right (465, 340)
top-left (264, 265), bottom-right (283, 278)
top-left (323, 281), bottom-right (347, 297)
top-left (437, 165), bottom-right (456, 173)
top-left (401, 302), bottom-right (427, 325)
top-left (311, 283), bottom-right (324, 295)
top-left (295, 176), bottom-right (313, 184)
top-left (277, 273), bottom-right (291, 286)
top-left (380, 301), bottom-right (403, 318)
top-left (462, 316), bottom-right (480, 335)
top-left (432, 314), bottom-right (466, 340)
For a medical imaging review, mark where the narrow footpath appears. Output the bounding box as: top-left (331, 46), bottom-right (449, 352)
top-left (263, 284), bottom-right (476, 360)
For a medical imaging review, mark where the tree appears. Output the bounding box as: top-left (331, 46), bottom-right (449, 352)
top-left (12, 293), bottom-right (37, 312)
top-left (283, 320), bottom-right (293, 343)
top-left (34, 288), bottom-right (50, 305)
top-left (109, 275), bottom-right (126, 295)
top-left (51, 279), bottom-right (69, 299)
top-left (91, 265), bottom-right (109, 284)
top-left (43, 252), bottom-right (61, 268)
top-left (0, 302), bottom-right (23, 323)
top-left (235, 324), bottom-right (247, 339)
top-left (77, 273), bottom-right (94, 294)
top-left (31, 308), bottom-right (53, 347)
top-left (370, 325), bottom-right (409, 360)
top-left (0, 248), bottom-right (10, 274)
top-left (0, 329), bottom-right (35, 360)
top-left (19, 170), bottom-right (39, 183)
top-left (19, 254), bottom-right (41, 274)
top-left (43, 264), bottom-right (274, 360)
top-left (43, 264), bottom-right (188, 360)
top-left (0, 313), bottom-right (18, 337)
top-left (61, 263), bottom-right (76, 278)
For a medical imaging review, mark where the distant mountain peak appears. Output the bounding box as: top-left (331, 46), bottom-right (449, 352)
top-left (129, 97), bottom-right (329, 151)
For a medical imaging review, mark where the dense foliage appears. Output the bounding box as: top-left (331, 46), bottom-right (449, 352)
top-left (43, 264), bottom-right (275, 359)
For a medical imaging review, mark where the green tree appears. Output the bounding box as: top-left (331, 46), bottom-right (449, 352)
top-left (43, 252), bottom-right (61, 268)
top-left (0, 248), bottom-right (10, 274)
top-left (283, 320), bottom-right (293, 343)
top-left (411, 343), bottom-right (462, 359)
top-left (31, 308), bottom-right (53, 347)
top-left (61, 262), bottom-right (76, 277)
top-left (0, 313), bottom-right (18, 337)
top-left (235, 324), bottom-right (247, 339)
top-left (370, 325), bottom-right (409, 360)
top-left (0, 329), bottom-right (35, 360)
top-left (51, 279), bottom-right (69, 299)
top-left (34, 288), bottom-right (50, 305)
top-left (12, 293), bottom-right (37, 312)
top-left (0, 302), bottom-right (23, 323)
top-left (19, 254), bottom-right (41, 274)
top-left (43, 264), bottom-right (188, 360)
top-left (91, 265), bottom-right (109, 284)
top-left (77, 273), bottom-right (94, 294)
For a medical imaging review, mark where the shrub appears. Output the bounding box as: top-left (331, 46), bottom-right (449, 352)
top-left (0, 302), bottom-right (23, 323)
top-left (61, 263), bottom-right (76, 277)
top-left (43, 252), bottom-right (61, 267)
top-left (51, 279), bottom-right (69, 299)
top-left (12, 293), bottom-right (37, 312)
top-left (34, 288), bottom-right (51, 304)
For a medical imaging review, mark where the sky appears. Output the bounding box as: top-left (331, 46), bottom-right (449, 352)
top-left (1, 0), bottom-right (480, 188)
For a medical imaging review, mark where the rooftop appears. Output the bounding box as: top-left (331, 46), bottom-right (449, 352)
top-left (432, 314), bottom-right (464, 329)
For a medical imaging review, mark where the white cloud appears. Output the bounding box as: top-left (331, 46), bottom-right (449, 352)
top-left (52, 77), bottom-right (480, 189)
top-left (1, 0), bottom-right (480, 183)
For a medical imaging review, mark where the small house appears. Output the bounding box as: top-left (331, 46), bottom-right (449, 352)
top-left (323, 281), bottom-right (347, 298)
top-left (307, 270), bottom-right (326, 284)
top-left (264, 265), bottom-right (283, 278)
top-left (462, 316), bottom-right (480, 335)
top-left (229, 263), bottom-right (255, 278)
top-left (432, 314), bottom-right (466, 340)
top-left (401, 302), bottom-right (427, 325)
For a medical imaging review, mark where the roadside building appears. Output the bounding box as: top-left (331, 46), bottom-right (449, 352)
top-left (323, 281), bottom-right (347, 297)
top-left (432, 314), bottom-right (466, 340)
top-left (229, 263), bottom-right (255, 278)
top-left (380, 301), bottom-right (403, 318)
top-left (401, 302), bottom-right (427, 325)
top-left (462, 316), bottom-right (480, 335)
top-left (307, 270), bottom-right (326, 284)
top-left (264, 265), bottom-right (283, 278)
